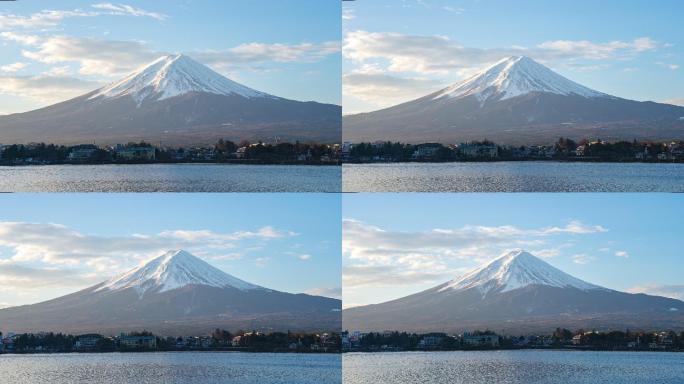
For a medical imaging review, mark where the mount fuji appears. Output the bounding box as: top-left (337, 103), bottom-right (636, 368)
top-left (343, 56), bottom-right (684, 144)
top-left (0, 54), bottom-right (341, 145)
top-left (343, 250), bottom-right (684, 334)
top-left (0, 250), bottom-right (341, 335)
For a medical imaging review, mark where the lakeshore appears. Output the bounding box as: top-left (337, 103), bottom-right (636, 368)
top-left (0, 330), bottom-right (341, 354)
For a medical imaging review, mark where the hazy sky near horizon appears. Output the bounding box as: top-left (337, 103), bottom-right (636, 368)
top-left (343, 0), bottom-right (684, 114)
top-left (0, 194), bottom-right (341, 308)
top-left (0, 0), bottom-right (341, 114)
top-left (343, 193), bottom-right (684, 308)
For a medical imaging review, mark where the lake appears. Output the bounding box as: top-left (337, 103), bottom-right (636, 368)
top-left (0, 164), bottom-right (341, 192)
top-left (343, 162), bottom-right (684, 192)
top-left (0, 352), bottom-right (341, 384)
top-left (343, 350), bottom-right (684, 384)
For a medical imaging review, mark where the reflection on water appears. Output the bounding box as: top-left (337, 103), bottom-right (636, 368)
top-left (343, 350), bottom-right (684, 384)
top-left (0, 164), bottom-right (341, 192)
top-left (0, 352), bottom-right (341, 384)
top-left (343, 162), bottom-right (684, 192)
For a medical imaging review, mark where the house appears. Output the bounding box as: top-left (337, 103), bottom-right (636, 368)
top-left (418, 335), bottom-right (443, 348)
top-left (234, 147), bottom-right (247, 159)
top-left (459, 143), bottom-right (498, 159)
top-left (75, 334), bottom-right (103, 350)
top-left (571, 334), bottom-right (583, 345)
top-left (411, 143), bottom-right (442, 160)
top-left (117, 146), bottom-right (156, 161)
top-left (68, 146), bottom-right (97, 161)
top-left (462, 332), bottom-right (499, 347)
top-left (119, 333), bottom-right (156, 349)
top-left (1, 337), bottom-right (15, 352)
top-left (231, 336), bottom-right (242, 347)
top-left (575, 145), bottom-right (586, 156)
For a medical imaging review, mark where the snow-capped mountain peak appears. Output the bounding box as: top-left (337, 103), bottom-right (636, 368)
top-left (432, 56), bottom-right (608, 103)
top-left (89, 54), bottom-right (272, 105)
top-left (96, 249), bottom-right (262, 297)
top-left (439, 249), bottom-right (604, 296)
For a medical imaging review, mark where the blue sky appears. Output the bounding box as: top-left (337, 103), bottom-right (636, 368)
top-left (343, 0), bottom-right (684, 113)
top-left (0, 0), bottom-right (340, 114)
top-left (0, 193), bottom-right (341, 307)
top-left (343, 193), bottom-right (684, 307)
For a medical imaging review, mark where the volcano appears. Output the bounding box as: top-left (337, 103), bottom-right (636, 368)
top-left (0, 54), bottom-right (341, 146)
top-left (343, 56), bottom-right (684, 144)
top-left (343, 250), bottom-right (684, 334)
top-left (0, 250), bottom-right (341, 335)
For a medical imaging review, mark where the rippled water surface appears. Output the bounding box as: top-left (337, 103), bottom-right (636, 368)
top-left (0, 164), bottom-right (341, 192)
top-left (0, 352), bottom-right (341, 384)
top-left (343, 162), bottom-right (684, 192)
top-left (343, 350), bottom-right (684, 384)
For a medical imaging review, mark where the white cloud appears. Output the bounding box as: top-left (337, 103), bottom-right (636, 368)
top-left (0, 264), bottom-right (102, 291)
top-left (442, 6), bottom-right (465, 14)
top-left (669, 64), bottom-right (680, 70)
top-left (0, 4), bottom-right (166, 30)
top-left (0, 222), bottom-right (295, 268)
top-left (91, 3), bottom-right (167, 21)
top-left (615, 250), bottom-right (629, 258)
top-left (628, 284), bottom-right (684, 301)
top-left (0, 74), bottom-right (103, 103)
top-left (16, 34), bottom-right (161, 76)
top-left (254, 257), bottom-right (270, 268)
top-left (344, 72), bottom-right (443, 109)
top-left (0, 31), bottom-right (41, 46)
top-left (305, 286), bottom-right (341, 299)
top-left (2, 32), bottom-right (339, 79)
top-left (343, 30), bottom-right (667, 111)
top-left (193, 41), bottom-right (339, 73)
top-left (0, 62), bottom-right (28, 73)
top-left (0, 9), bottom-right (97, 30)
top-left (342, 8), bottom-right (355, 20)
top-left (343, 219), bottom-right (607, 288)
top-left (344, 30), bottom-right (663, 75)
top-left (571, 254), bottom-right (594, 265)
top-left (298, 254), bottom-right (312, 261)
top-left (665, 98), bottom-right (684, 106)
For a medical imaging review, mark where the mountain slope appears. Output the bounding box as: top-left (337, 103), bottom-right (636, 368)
top-left (0, 250), bottom-right (341, 335)
top-left (0, 54), bottom-right (341, 145)
top-left (343, 250), bottom-right (684, 334)
top-left (343, 56), bottom-right (684, 144)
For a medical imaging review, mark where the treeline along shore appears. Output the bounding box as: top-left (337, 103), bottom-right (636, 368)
top-left (0, 140), bottom-right (341, 166)
top-left (0, 329), bottom-right (341, 354)
top-left (342, 329), bottom-right (684, 352)
top-left (342, 138), bottom-right (684, 163)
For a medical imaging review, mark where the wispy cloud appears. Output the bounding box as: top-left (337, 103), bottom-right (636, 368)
top-left (342, 8), bottom-right (356, 20)
top-left (343, 30), bottom-right (668, 110)
top-left (343, 218), bottom-right (607, 289)
top-left (305, 286), bottom-right (341, 299)
top-left (0, 4), bottom-right (165, 30)
top-left (0, 9), bottom-right (97, 30)
top-left (0, 62), bottom-right (28, 73)
top-left (0, 74), bottom-right (103, 103)
top-left (615, 250), bottom-right (629, 258)
top-left (628, 284), bottom-right (684, 301)
top-left (571, 254), bottom-right (594, 265)
top-left (0, 221), bottom-right (295, 268)
top-left (91, 3), bottom-right (167, 21)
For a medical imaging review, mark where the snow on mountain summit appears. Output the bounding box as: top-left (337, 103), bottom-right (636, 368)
top-left (97, 249), bottom-right (262, 297)
top-left (89, 54), bottom-right (272, 105)
top-left (432, 56), bottom-right (608, 102)
top-left (439, 249), bottom-right (605, 296)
